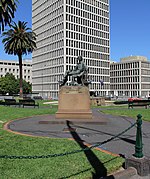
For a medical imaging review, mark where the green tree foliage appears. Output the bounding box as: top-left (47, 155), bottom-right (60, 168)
top-left (0, 0), bottom-right (18, 32)
top-left (0, 73), bottom-right (32, 95)
top-left (2, 21), bottom-right (36, 97)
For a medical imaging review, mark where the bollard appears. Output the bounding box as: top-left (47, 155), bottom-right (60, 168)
top-left (133, 114), bottom-right (143, 158)
top-left (126, 114), bottom-right (150, 176)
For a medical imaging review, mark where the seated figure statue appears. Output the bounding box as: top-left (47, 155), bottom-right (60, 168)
top-left (59, 56), bottom-right (88, 86)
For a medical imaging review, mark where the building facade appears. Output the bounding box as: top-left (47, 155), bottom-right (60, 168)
top-left (32, 0), bottom-right (110, 98)
top-left (110, 56), bottom-right (150, 98)
top-left (0, 59), bottom-right (32, 83)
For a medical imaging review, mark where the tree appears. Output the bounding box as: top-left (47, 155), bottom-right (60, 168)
top-left (16, 78), bottom-right (32, 94)
top-left (2, 21), bottom-right (36, 98)
top-left (0, 73), bottom-right (32, 95)
top-left (0, 73), bottom-right (19, 94)
top-left (0, 0), bottom-right (18, 32)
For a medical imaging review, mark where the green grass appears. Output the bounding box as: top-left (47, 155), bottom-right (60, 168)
top-left (101, 106), bottom-right (150, 121)
top-left (0, 105), bottom-right (124, 179)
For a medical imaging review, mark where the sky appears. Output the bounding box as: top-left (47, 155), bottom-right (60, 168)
top-left (0, 0), bottom-right (150, 62)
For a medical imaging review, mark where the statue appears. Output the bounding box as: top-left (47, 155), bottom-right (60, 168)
top-left (59, 56), bottom-right (89, 86)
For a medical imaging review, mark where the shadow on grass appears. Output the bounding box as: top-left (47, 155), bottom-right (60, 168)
top-left (66, 120), bottom-right (115, 179)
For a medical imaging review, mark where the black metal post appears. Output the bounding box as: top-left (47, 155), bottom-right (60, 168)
top-left (133, 114), bottom-right (143, 158)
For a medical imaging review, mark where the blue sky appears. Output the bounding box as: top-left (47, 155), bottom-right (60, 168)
top-left (0, 0), bottom-right (150, 62)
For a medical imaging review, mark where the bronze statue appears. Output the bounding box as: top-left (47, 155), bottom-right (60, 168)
top-left (59, 56), bottom-right (89, 86)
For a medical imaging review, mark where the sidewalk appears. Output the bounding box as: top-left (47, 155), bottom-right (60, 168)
top-left (5, 108), bottom-right (150, 178)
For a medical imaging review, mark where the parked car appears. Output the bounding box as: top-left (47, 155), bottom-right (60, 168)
top-left (128, 97), bottom-right (142, 102)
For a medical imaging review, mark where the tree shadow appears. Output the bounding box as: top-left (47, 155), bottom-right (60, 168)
top-left (66, 120), bottom-right (114, 179)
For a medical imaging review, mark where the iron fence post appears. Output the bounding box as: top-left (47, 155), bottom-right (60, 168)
top-left (133, 114), bottom-right (143, 158)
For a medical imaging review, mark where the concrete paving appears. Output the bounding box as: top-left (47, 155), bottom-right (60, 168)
top-left (5, 108), bottom-right (150, 178)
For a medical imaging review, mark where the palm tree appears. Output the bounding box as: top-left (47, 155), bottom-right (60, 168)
top-left (2, 20), bottom-right (37, 98)
top-left (0, 0), bottom-right (18, 32)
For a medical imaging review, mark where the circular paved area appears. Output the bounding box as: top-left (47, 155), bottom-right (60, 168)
top-left (5, 108), bottom-right (150, 158)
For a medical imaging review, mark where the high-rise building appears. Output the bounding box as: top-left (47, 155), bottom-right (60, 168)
top-left (110, 56), bottom-right (150, 98)
top-left (32, 0), bottom-right (110, 98)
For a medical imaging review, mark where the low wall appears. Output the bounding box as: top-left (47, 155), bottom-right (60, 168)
top-left (90, 97), bottom-right (105, 106)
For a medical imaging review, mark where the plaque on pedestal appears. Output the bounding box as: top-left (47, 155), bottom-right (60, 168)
top-left (55, 86), bottom-right (92, 119)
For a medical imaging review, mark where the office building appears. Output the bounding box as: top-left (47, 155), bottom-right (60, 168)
top-left (32, 0), bottom-right (110, 98)
top-left (0, 59), bottom-right (32, 83)
top-left (110, 56), bottom-right (150, 98)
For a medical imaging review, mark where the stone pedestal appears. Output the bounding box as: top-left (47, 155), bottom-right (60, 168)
top-left (55, 86), bottom-right (92, 119)
top-left (125, 156), bottom-right (150, 176)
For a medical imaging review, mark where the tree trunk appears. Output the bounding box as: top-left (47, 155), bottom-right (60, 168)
top-left (18, 53), bottom-right (23, 98)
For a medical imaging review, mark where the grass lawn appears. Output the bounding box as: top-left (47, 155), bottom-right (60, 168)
top-left (100, 106), bottom-right (150, 121)
top-left (0, 104), bottom-right (124, 179)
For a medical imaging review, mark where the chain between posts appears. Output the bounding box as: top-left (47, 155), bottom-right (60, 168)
top-left (0, 121), bottom-right (137, 160)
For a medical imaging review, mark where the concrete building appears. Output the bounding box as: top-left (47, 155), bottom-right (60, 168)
top-left (0, 59), bottom-right (32, 83)
top-left (110, 56), bottom-right (150, 98)
top-left (32, 0), bottom-right (110, 98)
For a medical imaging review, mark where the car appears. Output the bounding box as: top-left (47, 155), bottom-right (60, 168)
top-left (128, 97), bottom-right (142, 102)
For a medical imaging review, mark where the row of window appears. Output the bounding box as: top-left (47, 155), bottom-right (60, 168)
top-left (33, 57), bottom-right (64, 71)
top-left (33, 48), bottom-right (64, 61)
top-left (33, 0), bottom-right (63, 17)
top-left (110, 69), bottom-right (139, 77)
top-left (37, 33), bottom-right (63, 48)
top-left (141, 69), bottom-right (150, 75)
top-left (141, 77), bottom-right (150, 82)
top-left (33, 74), bottom-right (63, 84)
top-left (67, 0), bottom-right (109, 11)
top-left (66, 14), bottom-right (109, 33)
top-left (36, 23), bottom-right (63, 42)
top-left (66, 39), bottom-right (109, 51)
top-left (66, 31), bottom-right (109, 47)
top-left (0, 62), bottom-right (31, 67)
top-left (111, 84), bottom-right (140, 90)
top-left (110, 77), bottom-right (139, 83)
top-left (66, 2), bottom-right (109, 18)
top-left (90, 83), bottom-right (109, 91)
top-left (66, 5), bottom-right (109, 22)
top-left (110, 62), bottom-right (139, 70)
top-left (66, 22), bottom-right (109, 39)
top-left (66, 56), bottom-right (109, 67)
top-left (66, 40), bottom-right (109, 54)
top-left (33, 7), bottom-right (63, 30)
top-left (141, 62), bottom-right (150, 68)
top-left (66, 48), bottom-right (109, 60)
top-left (34, 14), bottom-right (63, 33)
top-left (36, 39), bottom-right (63, 55)
top-left (141, 84), bottom-right (150, 89)
top-left (0, 68), bottom-right (31, 73)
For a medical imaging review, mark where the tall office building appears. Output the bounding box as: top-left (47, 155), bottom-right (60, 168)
top-left (32, 0), bottom-right (110, 98)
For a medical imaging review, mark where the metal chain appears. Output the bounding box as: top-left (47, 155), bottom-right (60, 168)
top-left (0, 121), bottom-right (137, 159)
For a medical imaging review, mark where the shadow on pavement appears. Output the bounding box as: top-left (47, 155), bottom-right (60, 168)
top-left (73, 124), bottom-right (136, 145)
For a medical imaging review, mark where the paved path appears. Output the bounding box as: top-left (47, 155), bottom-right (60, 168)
top-left (6, 108), bottom-right (150, 158)
top-left (5, 108), bottom-right (150, 178)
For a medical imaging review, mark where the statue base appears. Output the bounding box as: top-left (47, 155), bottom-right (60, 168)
top-left (55, 86), bottom-right (92, 119)
top-left (125, 156), bottom-right (150, 176)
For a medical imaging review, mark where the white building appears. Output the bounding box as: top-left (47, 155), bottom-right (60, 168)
top-left (0, 59), bottom-right (32, 83)
top-left (32, 0), bottom-right (110, 98)
top-left (110, 56), bottom-right (150, 98)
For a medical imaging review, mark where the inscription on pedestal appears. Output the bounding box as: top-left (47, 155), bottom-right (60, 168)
top-left (55, 86), bottom-right (92, 119)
